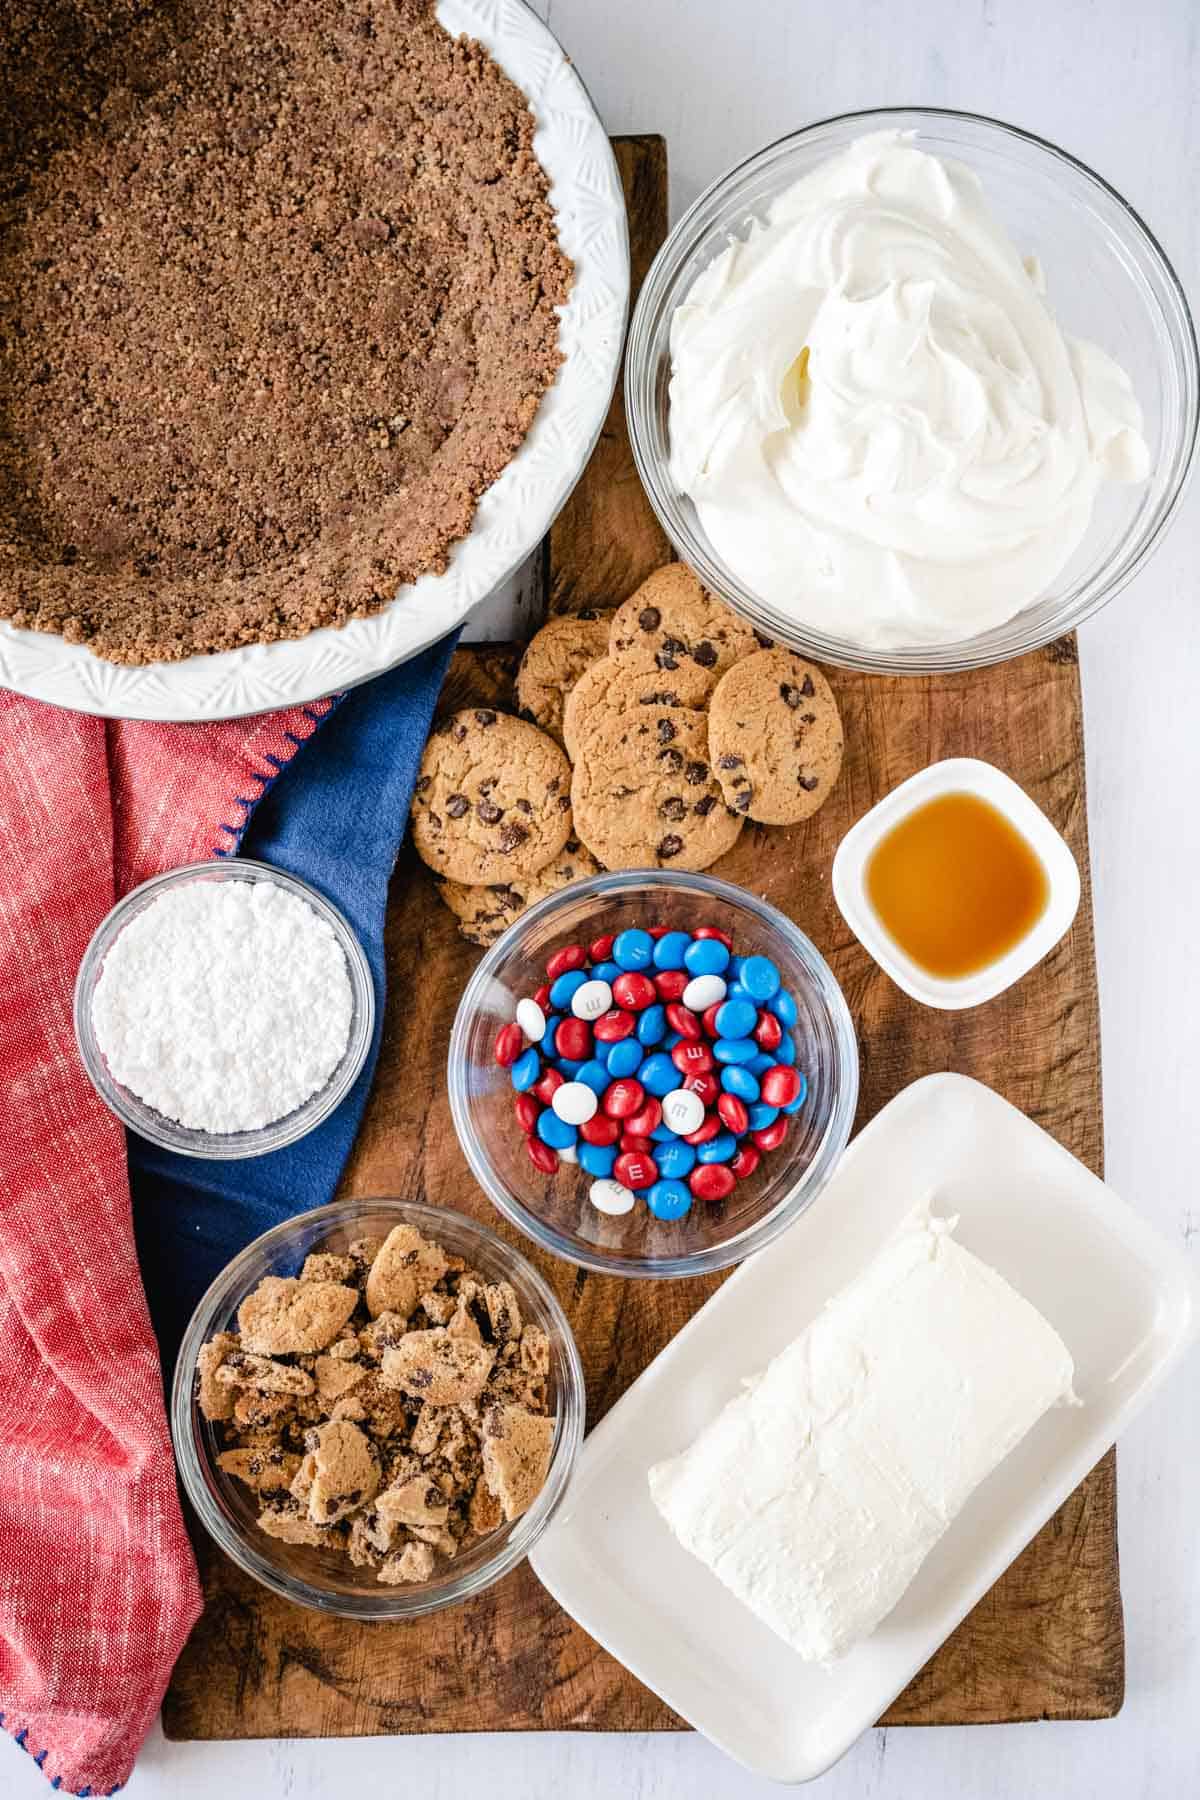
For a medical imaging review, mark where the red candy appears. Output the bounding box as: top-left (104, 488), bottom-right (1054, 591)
top-left (614, 1150), bottom-right (658, 1190)
top-left (533, 1067), bottom-right (565, 1105)
top-left (593, 1008), bottom-right (636, 1043)
top-left (620, 1133), bottom-right (654, 1155)
top-left (730, 1143), bottom-right (761, 1181)
top-left (555, 1018), bottom-right (592, 1061)
top-left (654, 970), bottom-right (690, 1001)
top-left (580, 1115), bottom-right (619, 1147)
top-left (717, 1093), bottom-right (749, 1135)
top-left (760, 1065), bottom-right (802, 1108)
top-left (753, 1117), bottom-right (790, 1152)
top-left (684, 1112), bottom-right (722, 1146)
top-left (546, 944), bottom-right (586, 980)
top-left (690, 1162), bottom-right (736, 1201)
top-left (603, 1078), bottom-right (646, 1120)
top-left (612, 971), bottom-right (656, 1011)
top-left (626, 1096), bottom-right (663, 1136)
top-left (753, 1009), bottom-right (783, 1051)
top-left (671, 1040), bottom-right (713, 1075)
top-left (646, 926), bottom-right (670, 940)
top-left (534, 983), bottom-right (552, 1011)
top-left (701, 1003), bottom-right (723, 1039)
top-left (692, 926), bottom-right (733, 949)
top-left (683, 1070), bottom-right (720, 1108)
top-left (514, 1093), bottom-right (540, 1132)
top-left (526, 1135), bottom-right (559, 1174)
top-left (588, 932), bottom-right (615, 962)
top-left (494, 1022), bottom-right (524, 1067)
top-left (665, 1002), bottom-right (702, 1040)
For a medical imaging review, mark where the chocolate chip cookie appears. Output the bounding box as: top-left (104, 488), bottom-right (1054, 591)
top-left (561, 657), bottom-right (697, 763)
top-left (411, 710), bottom-right (573, 884)
top-left (571, 706), bottom-right (742, 871)
top-left (437, 839), bottom-right (600, 947)
top-left (515, 611), bottom-right (613, 746)
top-left (607, 563), bottom-right (758, 705)
top-left (706, 651), bottom-right (843, 825)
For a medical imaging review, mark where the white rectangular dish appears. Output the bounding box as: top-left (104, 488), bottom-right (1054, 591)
top-left (530, 1073), bottom-right (1200, 1783)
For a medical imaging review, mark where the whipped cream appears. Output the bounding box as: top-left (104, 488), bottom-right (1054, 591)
top-left (648, 1203), bottom-right (1077, 1663)
top-left (668, 131), bottom-right (1149, 647)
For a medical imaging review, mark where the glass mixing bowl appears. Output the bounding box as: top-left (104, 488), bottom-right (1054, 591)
top-left (626, 106), bottom-right (1198, 674)
top-left (448, 870), bottom-right (859, 1279)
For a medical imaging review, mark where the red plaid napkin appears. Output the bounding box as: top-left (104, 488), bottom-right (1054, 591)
top-left (0, 689), bottom-right (334, 1796)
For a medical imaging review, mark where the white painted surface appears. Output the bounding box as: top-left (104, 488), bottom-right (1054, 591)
top-left (5, 0), bottom-right (1197, 1794)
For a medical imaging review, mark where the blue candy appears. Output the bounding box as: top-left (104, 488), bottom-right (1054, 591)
top-left (720, 1064), bottom-right (760, 1103)
top-left (540, 1012), bottom-right (563, 1048)
top-left (775, 1033), bottom-right (797, 1066)
top-left (537, 1110), bottom-right (576, 1149)
top-left (639, 1052), bottom-right (678, 1097)
top-left (576, 1059), bottom-right (610, 1094)
top-left (605, 1038), bottom-right (643, 1078)
top-left (556, 1057), bottom-right (585, 1079)
top-left (636, 1003), bottom-right (667, 1047)
top-left (550, 970), bottom-right (588, 1010)
top-left (579, 1141), bottom-right (617, 1178)
top-left (740, 955), bottom-right (782, 1001)
top-left (724, 982), bottom-right (754, 1006)
top-left (728, 954), bottom-right (746, 980)
top-left (613, 928), bottom-right (654, 971)
top-left (510, 1047), bottom-right (541, 1092)
top-left (747, 1051), bottom-right (774, 1079)
top-left (696, 1131), bottom-right (737, 1164)
top-left (768, 987), bottom-right (798, 1027)
top-left (748, 1100), bottom-right (780, 1131)
top-left (782, 1070), bottom-right (809, 1114)
top-left (713, 1036), bottom-right (759, 1065)
top-left (662, 1031), bottom-right (683, 1051)
top-left (648, 1179), bottom-right (692, 1221)
top-left (684, 936), bottom-right (730, 976)
top-left (652, 930), bottom-right (692, 970)
top-left (655, 1140), bottom-right (696, 1179)
top-left (591, 960), bottom-right (622, 986)
top-left (714, 997), bottom-right (757, 1040)
top-left (650, 1121), bottom-right (679, 1144)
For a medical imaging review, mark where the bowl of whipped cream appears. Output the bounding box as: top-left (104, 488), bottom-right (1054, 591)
top-left (626, 107), bottom-right (1198, 671)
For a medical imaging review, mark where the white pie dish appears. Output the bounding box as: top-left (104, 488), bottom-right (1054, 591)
top-left (530, 1073), bottom-right (1200, 1783)
top-left (831, 758), bottom-right (1081, 1009)
top-left (0, 0), bottom-right (628, 721)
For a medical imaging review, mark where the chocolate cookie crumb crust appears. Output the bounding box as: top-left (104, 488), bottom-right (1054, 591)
top-left (0, 0), bottom-right (572, 664)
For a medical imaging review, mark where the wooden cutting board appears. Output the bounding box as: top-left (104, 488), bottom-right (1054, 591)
top-left (163, 135), bottom-right (1123, 1743)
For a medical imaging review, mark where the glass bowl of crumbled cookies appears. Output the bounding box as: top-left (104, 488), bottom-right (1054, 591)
top-left (172, 1199), bottom-right (585, 1617)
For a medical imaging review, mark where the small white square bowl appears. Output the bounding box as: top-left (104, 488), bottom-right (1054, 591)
top-left (831, 758), bottom-right (1081, 1010)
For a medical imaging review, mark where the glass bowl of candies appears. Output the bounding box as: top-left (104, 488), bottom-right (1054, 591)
top-left (448, 870), bottom-right (859, 1278)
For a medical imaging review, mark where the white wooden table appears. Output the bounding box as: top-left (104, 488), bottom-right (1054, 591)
top-left (7, 0), bottom-right (1197, 1793)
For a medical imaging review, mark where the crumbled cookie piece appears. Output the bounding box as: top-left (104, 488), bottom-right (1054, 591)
top-left (217, 1448), bottom-right (302, 1495)
top-left (304, 1420), bottom-right (380, 1526)
top-left (233, 1390), bottom-right (296, 1432)
top-left (378, 1541), bottom-right (438, 1585)
top-left (365, 1226), bottom-right (450, 1322)
top-left (196, 1332), bottom-right (239, 1422)
top-left (482, 1281), bottom-right (523, 1343)
top-left (469, 1478), bottom-right (504, 1537)
top-left (359, 1310), bottom-right (411, 1360)
top-left (420, 1289), bottom-right (457, 1326)
top-left (314, 1354), bottom-right (367, 1405)
top-left (214, 1353), bottom-right (315, 1397)
top-left (482, 1406), bottom-right (556, 1523)
top-left (376, 1475), bottom-right (450, 1530)
top-left (238, 1277), bottom-right (359, 1354)
top-left (301, 1252), bottom-right (359, 1287)
top-left (381, 1330), bottom-right (495, 1406)
top-left (256, 1505), bottom-right (338, 1550)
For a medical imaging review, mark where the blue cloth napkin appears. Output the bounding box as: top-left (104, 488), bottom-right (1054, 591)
top-left (129, 632), bottom-right (459, 1367)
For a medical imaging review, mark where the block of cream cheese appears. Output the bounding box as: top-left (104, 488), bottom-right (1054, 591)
top-left (647, 1203), bottom-right (1077, 1662)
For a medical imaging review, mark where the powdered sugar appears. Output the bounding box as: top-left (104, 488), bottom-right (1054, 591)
top-left (91, 878), bottom-right (354, 1133)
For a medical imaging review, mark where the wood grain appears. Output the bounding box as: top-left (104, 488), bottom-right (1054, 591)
top-left (163, 133), bottom-right (1123, 1745)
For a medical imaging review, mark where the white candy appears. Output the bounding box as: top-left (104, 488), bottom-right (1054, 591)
top-left (682, 973), bottom-right (727, 1012)
top-left (661, 1087), bottom-right (705, 1136)
top-left (515, 997), bottom-right (546, 1042)
top-left (552, 1080), bottom-right (599, 1126)
top-left (571, 978), bottom-right (613, 1021)
top-left (558, 1142), bottom-right (579, 1164)
top-left (590, 1178), bottom-right (636, 1216)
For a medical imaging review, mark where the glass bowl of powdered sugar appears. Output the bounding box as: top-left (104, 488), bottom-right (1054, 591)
top-left (74, 858), bottom-right (374, 1158)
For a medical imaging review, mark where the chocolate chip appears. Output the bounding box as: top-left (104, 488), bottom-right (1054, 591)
top-left (733, 789), bottom-right (754, 814)
top-left (498, 823), bottom-right (529, 852)
top-left (801, 712), bottom-right (817, 725)
top-left (800, 673), bottom-right (815, 697)
top-left (660, 796), bottom-right (687, 821)
top-left (692, 640), bottom-right (717, 667)
top-left (428, 810), bottom-right (443, 830)
top-left (494, 887), bottom-right (522, 911)
top-left (798, 774), bottom-right (820, 792)
top-left (658, 747), bottom-right (684, 772)
top-left (638, 607), bottom-right (661, 632)
top-left (556, 795), bottom-right (571, 811)
top-left (414, 775), bottom-right (431, 795)
top-left (657, 718), bottom-right (676, 742)
top-left (684, 760), bottom-right (708, 785)
top-left (694, 794), bottom-right (716, 816)
top-left (445, 793), bottom-right (469, 818)
top-left (516, 797), bottom-right (533, 814)
top-left (718, 753), bottom-right (743, 771)
top-left (640, 689), bottom-right (680, 705)
top-left (452, 724), bottom-right (467, 742)
top-left (548, 775), bottom-right (561, 794)
top-left (780, 683), bottom-right (801, 709)
top-left (474, 709), bottom-right (497, 726)
top-left (477, 800), bottom-right (503, 825)
top-left (479, 777), bottom-right (497, 794)
top-left (657, 834), bottom-right (684, 859)
top-left (754, 630), bottom-right (775, 650)
top-left (579, 608), bottom-right (600, 620)
top-left (655, 649), bottom-right (678, 671)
